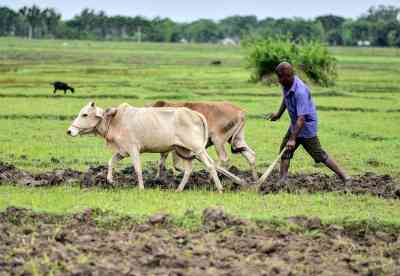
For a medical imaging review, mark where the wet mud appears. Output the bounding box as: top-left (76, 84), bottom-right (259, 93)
top-left (0, 161), bottom-right (399, 199)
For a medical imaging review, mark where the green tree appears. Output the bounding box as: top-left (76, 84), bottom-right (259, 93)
top-left (348, 20), bottom-right (371, 43)
top-left (107, 15), bottom-right (130, 39)
top-left (124, 16), bottom-right (152, 41)
top-left (2, 4), bottom-right (400, 46)
top-left (316, 15), bottom-right (346, 31)
top-left (341, 20), bottom-right (355, 45)
top-left (316, 15), bottom-right (346, 45)
top-left (387, 30), bottom-right (399, 47)
top-left (363, 5), bottom-right (400, 22)
top-left (185, 19), bottom-right (221, 43)
top-left (0, 7), bottom-right (18, 36)
top-left (18, 5), bottom-right (43, 39)
top-left (73, 8), bottom-right (97, 39)
top-left (360, 5), bottom-right (400, 46)
top-left (219, 15), bottom-right (258, 39)
top-left (262, 18), bottom-right (324, 42)
top-left (42, 8), bottom-right (61, 38)
top-left (148, 17), bottom-right (180, 42)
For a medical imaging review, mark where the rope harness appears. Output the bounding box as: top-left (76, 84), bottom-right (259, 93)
top-left (71, 116), bottom-right (112, 139)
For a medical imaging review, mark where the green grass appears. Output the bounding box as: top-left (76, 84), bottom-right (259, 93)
top-left (1, 185), bottom-right (400, 228)
top-left (0, 37), bottom-right (399, 226)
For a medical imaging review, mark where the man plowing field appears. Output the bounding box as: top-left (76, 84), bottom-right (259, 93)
top-left (268, 62), bottom-right (351, 185)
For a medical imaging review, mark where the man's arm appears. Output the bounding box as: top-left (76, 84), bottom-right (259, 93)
top-left (270, 97), bottom-right (286, 121)
top-left (286, 115), bottom-right (305, 150)
top-left (289, 116), bottom-right (305, 141)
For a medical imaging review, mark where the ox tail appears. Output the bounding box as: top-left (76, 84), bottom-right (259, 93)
top-left (229, 112), bottom-right (247, 154)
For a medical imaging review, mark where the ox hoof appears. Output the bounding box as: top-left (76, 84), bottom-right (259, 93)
top-left (175, 188), bottom-right (184, 192)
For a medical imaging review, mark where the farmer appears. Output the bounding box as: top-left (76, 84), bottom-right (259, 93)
top-left (269, 62), bottom-right (350, 184)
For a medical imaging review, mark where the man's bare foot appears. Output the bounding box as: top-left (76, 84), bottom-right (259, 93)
top-left (341, 176), bottom-right (352, 185)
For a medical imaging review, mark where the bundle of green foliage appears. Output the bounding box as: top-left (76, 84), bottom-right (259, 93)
top-left (244, 37), bottom-right (337, 86)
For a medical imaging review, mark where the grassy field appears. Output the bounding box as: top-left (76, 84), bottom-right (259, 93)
top-left (1, 185), bottom-right (400, 230)
top-left (0, 37), bottom-right (399, 225)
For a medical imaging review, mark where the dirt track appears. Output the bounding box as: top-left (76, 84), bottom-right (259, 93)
top-left (0, 207), bottom-right (399, 275)
top-left (1, 161), bottom-right (399, 199)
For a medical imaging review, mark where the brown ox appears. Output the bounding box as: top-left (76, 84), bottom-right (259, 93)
top-left (151, 101), bottom-right (257, 180)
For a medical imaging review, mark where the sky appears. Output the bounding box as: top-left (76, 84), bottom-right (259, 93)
top-left (1, 0), bottom-right (399, 21)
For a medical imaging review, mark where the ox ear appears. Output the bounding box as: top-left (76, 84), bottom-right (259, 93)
top-left (91, 101), bottom-right (96, 108)
top-left (95, 107), bottom-right (104, 119)
top-left (105, 107), bottom-right (117, 118)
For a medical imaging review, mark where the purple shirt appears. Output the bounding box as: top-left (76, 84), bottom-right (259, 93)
top-left (283, 76), bottom-right (318, 138)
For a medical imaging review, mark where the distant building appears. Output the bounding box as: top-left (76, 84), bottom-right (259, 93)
top-left (220, 37), bottom-right (239, 46)
top-left (357, 40), bottom-right (371, 47)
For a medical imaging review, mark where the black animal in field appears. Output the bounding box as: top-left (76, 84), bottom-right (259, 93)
top-left (210, 60), bottom-right (222, 65)
top-left (51, 81), bottom-right (74, 94)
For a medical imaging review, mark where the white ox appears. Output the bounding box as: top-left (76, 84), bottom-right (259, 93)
top-left (67, 102), bottom-right (244, 192)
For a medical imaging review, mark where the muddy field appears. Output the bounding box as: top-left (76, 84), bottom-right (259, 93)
top-left (0, 206), bottom-right (399, 275)
top-left (1, 162), bottom-right (400, 275)
top-left (0, 161), bottom-right (399, 199)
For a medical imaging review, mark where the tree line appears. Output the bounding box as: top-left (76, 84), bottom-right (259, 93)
top-left (0, 5), bottom-right (399, 46)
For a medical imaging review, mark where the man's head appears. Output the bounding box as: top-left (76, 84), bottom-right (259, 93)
top-left (275, 62), bottom-right (294, 90)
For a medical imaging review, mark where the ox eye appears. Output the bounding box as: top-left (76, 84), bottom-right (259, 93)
top-left (82, 114), bottom-right (88, 117)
